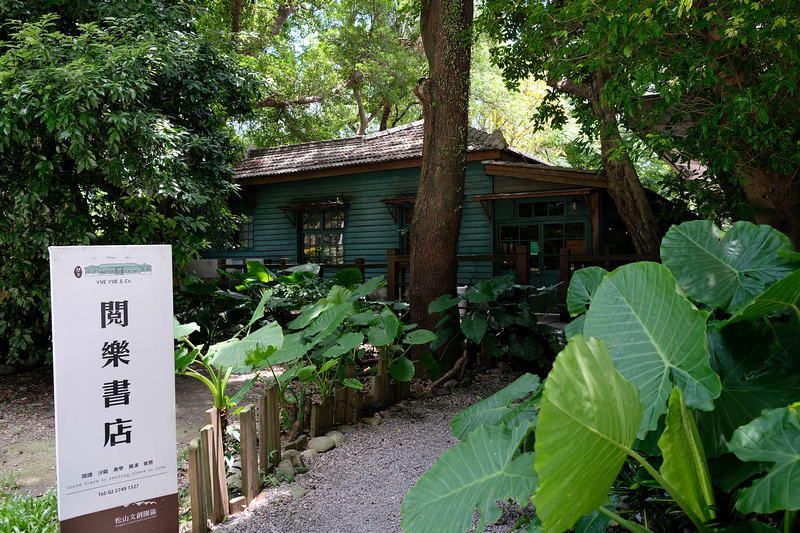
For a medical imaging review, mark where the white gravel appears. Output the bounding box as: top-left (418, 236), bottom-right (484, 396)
top-left (214, 369), bottom-right (536, 533)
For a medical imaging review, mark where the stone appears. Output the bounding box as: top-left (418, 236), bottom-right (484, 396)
top-left (325, 430), bottom-right (347, 446)
top-left (307, 436), bottom-right (336, 453)
top-left (0, 365), bottom-right (16, 376)
top-left (282, 449), bottom-right (306, 468)
top-left (336, 424), bottom-right (357, 434)
top-left (277, 459), bottom-right (295, 478)
top-left (362, 416), bottom-right (382, 426)
top-left (389, 404), bottom-right (404, 412)
top-left (283, 434), bottom-right (308, 452)
top-left (289, 484), bottom-right (306, 499)
top-left (301, 449), bottom-right (318, 460)
top-left (432, 388), bottom-right (452, 396)
top-left (442, 379), bottom-right (457, 389)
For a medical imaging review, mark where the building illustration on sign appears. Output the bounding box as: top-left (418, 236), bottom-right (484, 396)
top-left (84, 263), bottom-right (153, 276)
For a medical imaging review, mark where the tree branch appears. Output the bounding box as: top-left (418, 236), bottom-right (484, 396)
top-left (547, 78), bottom-right (593, 101)
top-left (255, 72), bottom-right (363, 109)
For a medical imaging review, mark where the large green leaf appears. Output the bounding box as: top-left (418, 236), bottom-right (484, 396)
top-left (583, 262), bottom-right (719, 438)
top-left (532, 335), bottom-right (642, 533)
top-left (388, 356), bottom-right (415, 381)
top-left (246, 260), bottom-right (276, 283)
top-left (210, 321), bottom-right (283, 369)
top-left (400, 421), bottom-right (536, 533)
top-left (366, 307), bottom-right (403, 346)
top-left (727, 268), bottom-right (800, 324)
top-left (402, 328), bottom-right (437, 345)
top-left (461, 312), bottom-right (488, 344)
top-left (450, 373), bottom-right (541, 441)
top-left (350, 275), bottom-right (385, 299)
top-left (428, 294), bottom-right (461, 313)
top-left (566, 266), bottom-right (608, 316)
top-left (661, 220), bottom-right (798, 314)
top-left (727, 407), bottom-right (800, 513)
top-left (658, 387), bottom-right (716, 525)
top-left (697, 324), bottom-right (800, 457)
top-left (330, 267), bottom-right (363, 289)
top-left (246, 288), bottom-right (273, 328)
top-left (322, 331), bottom-right (364, 360)
top-left (173, 318), bottom-right (200, 339)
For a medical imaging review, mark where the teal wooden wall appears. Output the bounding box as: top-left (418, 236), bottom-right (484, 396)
top-left (204, 161), bottom-right (494, 285)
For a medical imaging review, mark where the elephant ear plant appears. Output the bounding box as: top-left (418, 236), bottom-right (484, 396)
top-left (401, 220), bottom-right (800, 533)
top-left (174, 289), bottom-right (284, 414)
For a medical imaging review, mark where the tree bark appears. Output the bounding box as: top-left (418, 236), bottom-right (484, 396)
top-left (410, 0), bottom-right (473, 366)
top-left (550, 74), bottom-right (662, 254)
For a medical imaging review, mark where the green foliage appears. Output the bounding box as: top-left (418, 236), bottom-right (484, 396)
top-left (429, 275), bottom-right (563, 370)
top-left (400, 420), bottom-right (537, 533)
top-left (532, 335), bottom-right (642, 532)
top-left (0, 490), bottom-right (58, 533)
top-left (402, 219), bottom-right (800, 533)
top-left (478, 0), bottom-right (800, 233)
top-left (0, 0), bottom-right (261, 365)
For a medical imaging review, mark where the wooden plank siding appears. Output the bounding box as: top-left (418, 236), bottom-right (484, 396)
top-left (204, 161), bottom-right (496, 286)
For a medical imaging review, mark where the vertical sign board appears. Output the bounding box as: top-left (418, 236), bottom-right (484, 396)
top-left (50, 246), bottom-right (178, 532)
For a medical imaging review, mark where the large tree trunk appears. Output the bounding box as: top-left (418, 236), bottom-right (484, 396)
top-left (410, 0), bottom-right (473, 366)
top-left (741, 167), bottom-right (800, 247)
top-left (550, 73), bottom-right (662, 255)
top-left (591, 72), bottom-right (662, 255)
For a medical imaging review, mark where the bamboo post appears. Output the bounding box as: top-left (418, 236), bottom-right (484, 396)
top-left (259, 383), bottom-right (282, 473)
top-left (205, 408), bottom-right (229, 522)
top-left (239, 404), bottom-right (259, 504)
top-left (188, 437), bottom-right (209, 533)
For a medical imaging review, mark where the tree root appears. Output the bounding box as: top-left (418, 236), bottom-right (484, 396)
top-left (431, 349), bottom-right (468, 388)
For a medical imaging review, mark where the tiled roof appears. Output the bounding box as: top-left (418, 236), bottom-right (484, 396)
top-left (235, 120), bottom-right (547, 181)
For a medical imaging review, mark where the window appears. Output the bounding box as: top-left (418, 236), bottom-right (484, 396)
top-left (230, 189), bottom-right (256, 248)
top-left (517, 200), bottom-right (564, 218)
top-left (300, 208), bottom-right (345, 264)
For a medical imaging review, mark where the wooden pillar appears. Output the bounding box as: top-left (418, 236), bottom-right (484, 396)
top-left (354, 257), bottom-right (365, 279)
top-left (559, 249), bottom-right (571, 322)
top-left (239, 404), bottom-right (259, 504)
top-left (514, 244), bottom-right (529, 285)
top-left (259, 383), bottom-right (281, 473)
top-left (591, 191), bottom-right (601, 254)
top-left (188, 437), bottom-right (209, 533)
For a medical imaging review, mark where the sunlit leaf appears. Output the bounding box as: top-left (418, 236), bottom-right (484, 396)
top-left (401, 421), bottom-right (536, 533)
top-left (583, 262), bottom-right (719, 437)
top-left (533, 335), bottom-right (641, 533)
top-left (661, 220), bottom-right (798, 314)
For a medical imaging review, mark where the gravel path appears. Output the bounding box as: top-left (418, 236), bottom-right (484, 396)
top-left (214, 369), bottom-right (536, 533)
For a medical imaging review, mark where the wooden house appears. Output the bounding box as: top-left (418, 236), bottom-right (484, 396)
top-left (196, 121), bottom-right (642, 306)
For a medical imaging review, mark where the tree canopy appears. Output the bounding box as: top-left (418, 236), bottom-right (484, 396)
top-left (0, 0), bottom-right (261, 363)
top-left (480, 0), bottom-right (800, 246)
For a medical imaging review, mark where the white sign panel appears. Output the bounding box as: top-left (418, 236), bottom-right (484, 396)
top-left (50, 246), bottom-right (177, 532)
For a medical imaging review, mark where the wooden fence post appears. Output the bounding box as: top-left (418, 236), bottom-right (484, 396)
top-left (259, 383), bottom-right (282, 473)
top-left (204, 408), bottom-right (229, 523)
top-left (239, 404), bottom-right (259, 504)
top-left (188, 437), bottom-right (209, 533)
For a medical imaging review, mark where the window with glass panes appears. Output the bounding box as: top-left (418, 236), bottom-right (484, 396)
top-left (230, 189), bottom-right (256, 248)
top-left (299, 208), bottom-right (345, 264)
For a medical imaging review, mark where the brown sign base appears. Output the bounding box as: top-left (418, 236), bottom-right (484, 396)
top-left (60, 493), bottom-right (178, 533)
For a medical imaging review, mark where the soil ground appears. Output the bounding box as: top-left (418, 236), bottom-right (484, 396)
top-left (0, 364), bottom-right (266, 497)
